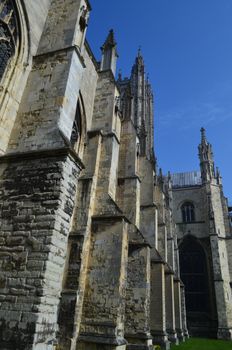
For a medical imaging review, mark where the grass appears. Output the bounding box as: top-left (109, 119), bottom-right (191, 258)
top-left (171, 337), bottom-right (232, 350)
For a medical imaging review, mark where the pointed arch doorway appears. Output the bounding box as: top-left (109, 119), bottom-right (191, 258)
top-left (179, 236), bottom-right (218, 337)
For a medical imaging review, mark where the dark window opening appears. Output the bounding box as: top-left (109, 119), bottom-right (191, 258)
top-left (180, 237), bottom-right (209, 313)
top-left (71, 100), bottom-right (82, 149)
top-left (181, 202), bottom-right (195, 223)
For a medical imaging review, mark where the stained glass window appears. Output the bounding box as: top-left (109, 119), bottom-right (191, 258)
top-left (0, 0), bottom-right (18, 81)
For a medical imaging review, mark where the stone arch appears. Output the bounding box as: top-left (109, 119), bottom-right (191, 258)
top-left (0, 0), bottom-right (30, 87)
top-left (177, 199), bottom-right (195, 211)
top-left (179, 235), bottom-right (218, 336)
top-left (0, 0), bottom-right (30, 153)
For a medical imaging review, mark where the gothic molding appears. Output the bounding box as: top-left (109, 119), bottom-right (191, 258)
top-left (0, 0), bottom-right (31, 154)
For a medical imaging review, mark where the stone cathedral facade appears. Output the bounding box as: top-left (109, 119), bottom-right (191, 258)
top-left (171, 128), bottom-right (232, 339)
top-left (0, 1), bottom-right (231, 350)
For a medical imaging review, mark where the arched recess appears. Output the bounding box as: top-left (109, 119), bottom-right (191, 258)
top-left (0, 0), bottom-right (30, 154)
top-left (179, 236), bottom-right (209, 312)
top-left (179, 235), bottom-right (218, 336)
top-left (70, 92), bottom-right (87, 160)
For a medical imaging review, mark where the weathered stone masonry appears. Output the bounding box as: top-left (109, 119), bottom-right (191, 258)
top-left (0, 1), bottom-right (232, 350)
top-left (0, 151), bottom-right (82, 348)
top-left (0, 0), bottom-right (186, 347)
top-left (171, 129), bottom-right (232, 339)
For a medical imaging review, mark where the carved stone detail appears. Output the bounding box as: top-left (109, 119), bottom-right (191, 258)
top-left (0, 0), bottom-right (18, 80)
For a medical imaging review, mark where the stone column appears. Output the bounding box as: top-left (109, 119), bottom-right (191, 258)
top-left (210, 230), bottom-right (232, 339)
top-left (125, 243), bottom-right (153, 350)
top-left (180, 283), bottom-right (189, 339)
top-left (209, 185), bottom-right (232, 339)
top-left (77, 217), bottom-right (128, 350)
top-left (150, 259), bottom-right (170, 350)
top-left (174, 278), bottom-right (184, 342)
top-left (140, 205), bottom-right (158, 249)
top-left (165, 271), bottom-right (178, 345)
top-left (57, 131), bottom-right (103, 350)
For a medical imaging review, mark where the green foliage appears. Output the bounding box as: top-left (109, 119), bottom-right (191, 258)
top-left (154, 346), bottom-right (161, 350)
top-left (155, 346), bottom-right (161, 350)
top-left (171, 338), bottom-right (232, 350)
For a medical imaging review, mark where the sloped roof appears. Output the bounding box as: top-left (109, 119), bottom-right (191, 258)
top-left (171, 171), bottom-right (202, 188)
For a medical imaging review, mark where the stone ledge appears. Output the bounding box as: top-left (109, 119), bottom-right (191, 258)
top-left (78, 333), bottom-right (127, 345)
top-left (34, 45), bottom-right (86, 69)
top-left (92, 214), bottom-right (130, 224)
top-left (0, 147), bottom-right (84, 169)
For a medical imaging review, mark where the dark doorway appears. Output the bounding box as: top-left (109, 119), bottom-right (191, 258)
top-left (179, 236), bottom-right (218, 337)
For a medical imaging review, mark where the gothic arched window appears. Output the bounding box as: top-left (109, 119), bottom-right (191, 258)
top-left (71, 99), bottom-right (82, 151)
top-left (0, 0), bottom-right (18, 81)
top-left (179, 237), bottom-right (209, 314)
top-left (181, 202), bottom-right (195, 223)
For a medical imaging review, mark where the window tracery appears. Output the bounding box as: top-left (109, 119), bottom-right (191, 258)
top-left (181, 202), bottom-right (195, 223)
top-left (0, 0), bottom-right (18, 81)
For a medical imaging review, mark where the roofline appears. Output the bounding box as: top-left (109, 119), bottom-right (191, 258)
top-left (84, 39), bottom-right (99, 70)
top-left (172, 185), bottom-right (202, 191)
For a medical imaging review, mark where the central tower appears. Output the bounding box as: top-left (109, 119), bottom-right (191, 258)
top-left (118, 50), bottom-right (155, 161)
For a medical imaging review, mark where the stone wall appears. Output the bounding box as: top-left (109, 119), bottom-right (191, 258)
top-left (0, 1), bottom-right (188, 349)
top-left (0, 152), bottom-right (81, 349)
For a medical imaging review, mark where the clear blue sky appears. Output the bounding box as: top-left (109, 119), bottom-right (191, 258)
top-left (87, 0), bottom-right (232, 202)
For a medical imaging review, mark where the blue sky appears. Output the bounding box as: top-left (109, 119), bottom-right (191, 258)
top-left (87, 0), bottom-right (232, 201)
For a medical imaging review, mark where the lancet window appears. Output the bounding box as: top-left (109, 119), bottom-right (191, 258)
top-left (181, 202), bottom-right (195, 223)
top-left (71, 100), bottom-right (82, 151)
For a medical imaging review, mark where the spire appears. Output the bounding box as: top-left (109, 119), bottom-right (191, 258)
top-left (129, 48), bottom-right (154, 161)
top-left (200, 127), bottom-right (207, 144)
top-left (135, 46), bottom-right (145, 67)
top-left (130, 48), bottom-right (145, 79)
top-left (118, 69), bottom-right (122, 82)
top-left (216, 167), bottom-right (222, 185)
top-left (100, 29), bottom-right (118, 76)
top-left (158, 168), bottom-right (165, 190)
top-left (130, 48), bottom-right (146, 128)
top-left (198, 128), bottom-right (215, 183)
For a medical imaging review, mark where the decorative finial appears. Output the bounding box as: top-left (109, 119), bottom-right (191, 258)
top-left (200, 127), bottom-right (206, 142)
top-left (216, 167), bottom-right (222, 184)
top-left (100, 29), bottom-right (118, 76)
top-left (118, 69), bottom-right (122, 81)
top-left (138, 45), bottom-right (142, 57)
top-left (101, 29), bottom-right (116, 50)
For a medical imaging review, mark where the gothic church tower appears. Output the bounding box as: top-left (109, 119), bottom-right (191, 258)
top-left (171, 129), bottom-right (232, 339)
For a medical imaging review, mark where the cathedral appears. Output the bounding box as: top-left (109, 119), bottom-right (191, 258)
top-left (0, 1), bottom-right (232, 350)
